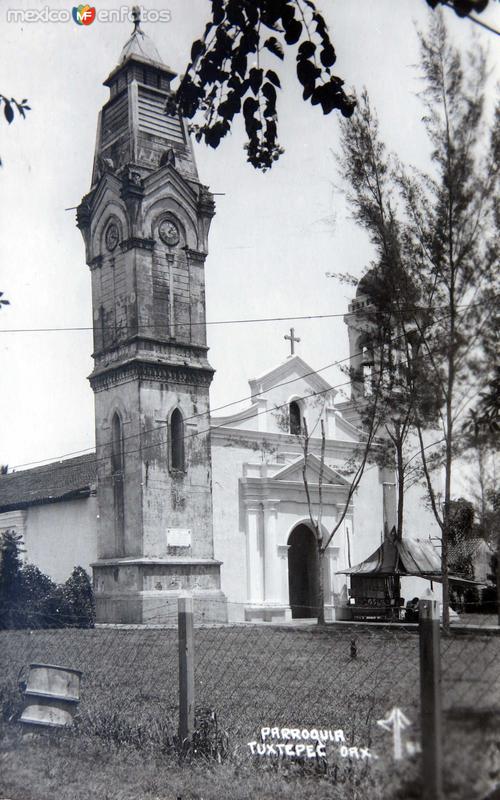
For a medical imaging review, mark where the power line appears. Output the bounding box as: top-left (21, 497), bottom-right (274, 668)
top-left (0, 299), bottom-right (489, 334)
top-left (11, 296), bottom-right (487, 473)
top-left (7, 310), bottom-right (457, 471)
top-left (4, 313), bottom-right (468, 481)
top-left (0, 312), bottom-right (346, 333)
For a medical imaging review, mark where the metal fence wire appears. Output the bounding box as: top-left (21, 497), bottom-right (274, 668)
top-left (0, 599), bottom-right (499, 799)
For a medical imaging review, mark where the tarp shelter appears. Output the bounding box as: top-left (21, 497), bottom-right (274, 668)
top-left (336, 536), bottom-right (481, 585)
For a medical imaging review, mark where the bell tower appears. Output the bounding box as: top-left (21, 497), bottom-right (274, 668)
top-left (77, 10), bottom-right (226, 623)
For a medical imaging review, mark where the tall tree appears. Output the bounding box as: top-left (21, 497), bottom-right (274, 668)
top-left (337, 93), bottom-right (442, 560)
top-left (0, 530), bottom-right (24, 629)
top-left (336, 14), bottom-right (498, 626)
top-left (397, 16), bottom-right (498, 626)
top-left (334, 94), bottom-right (446, 624)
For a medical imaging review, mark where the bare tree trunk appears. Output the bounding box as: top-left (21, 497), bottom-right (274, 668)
top-left (317, 547), bottom-right (325, 625)
top-left (497, 538), bottom-right (500, 627)
top-left (396, 441), bottom-right (404, 541)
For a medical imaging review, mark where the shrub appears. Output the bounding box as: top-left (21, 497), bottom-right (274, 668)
top-left (0, 530), bottom-right (25, 629)
top-left (18, 564), bottom-right (59, 628)
top-left (0, 530), bottom-right (94, 628)
top-left (61, 566), bottom-right (95, 628)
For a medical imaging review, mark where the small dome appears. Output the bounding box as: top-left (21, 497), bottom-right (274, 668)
top-left (356, 268), bottom-right (380, 298)
top-left (119, 26), bottom-right (163, 66)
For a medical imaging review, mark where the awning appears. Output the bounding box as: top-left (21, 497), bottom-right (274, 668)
top-left (336, 536), bottom-right (485, 585)
top-left (336, 536), bottom-right (440, 576)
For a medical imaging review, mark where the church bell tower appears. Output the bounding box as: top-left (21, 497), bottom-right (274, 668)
top-left (77, 10), bottom-right (226, 623)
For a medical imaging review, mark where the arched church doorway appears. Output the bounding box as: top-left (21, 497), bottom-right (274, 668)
top-left (287, 524), bottom-right (319, 619)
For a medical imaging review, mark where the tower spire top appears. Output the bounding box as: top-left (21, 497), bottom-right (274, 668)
top-left (118, 5), bottom-right (163, 66)
top-left (131, 5), bottom-right (141, 31)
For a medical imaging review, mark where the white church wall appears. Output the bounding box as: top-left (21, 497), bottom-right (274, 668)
top-left (343, 465), bottom-right (385, 567)
top-left (403, 480), bottom-right (442, 543)
top-left (23, 496), bottom-right (98, 584)
top-left (212, 438), bottom-right (250, 617)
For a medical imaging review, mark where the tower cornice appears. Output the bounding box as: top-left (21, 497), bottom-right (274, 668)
top-left (89, 358), bottom-right (214, 392)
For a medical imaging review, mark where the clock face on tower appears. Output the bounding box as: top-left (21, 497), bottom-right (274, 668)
top-left (159, 219), bottom-right (180, 247)
top-left (105, 223), bottom-right (119, 252)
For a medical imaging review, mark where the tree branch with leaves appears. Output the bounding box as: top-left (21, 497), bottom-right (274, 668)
top-left (170, 0), bottom-right (355, 170)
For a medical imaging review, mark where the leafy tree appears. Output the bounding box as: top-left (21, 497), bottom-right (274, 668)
top-left (0, 530), bottom-right (94, 629)
top-left (427, 0), bottom-right (489, 15)
top-left (171, 0), bottom-right (355, 171)
top-left (0, 530), bottom-right (24, 628)
top-left (461, 408), bottom-right (498, 539)
top-left (448, 497), bottom-right (475, 544)
top-left (0, 94), bottom-right (30, 127)
top-left (396, 16), bottom-right (498, 626)
top-left (18, 564), bottom-right (59, 628)
top-left (0, 93), bottom-right (30, 169)
top-left (170, 0), bottom-right (493, 170)
top-left (61, 566), bottom-right (95, 628)
top-left (447, 497), bottom-right (475, 584)
top-left (337, 92), bottom-right (443, 563)
top-left (461, 404), bottom-right (499, 618)
top-left (334, 14), bottom-right (497, 626)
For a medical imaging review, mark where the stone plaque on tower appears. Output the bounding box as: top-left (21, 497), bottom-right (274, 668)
top-left (77, 11), bottom-right (226, 623)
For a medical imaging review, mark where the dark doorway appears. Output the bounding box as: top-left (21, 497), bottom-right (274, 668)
top-left (287, 524), bottom-right (319, 618)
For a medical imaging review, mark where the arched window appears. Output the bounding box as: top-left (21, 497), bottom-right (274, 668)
top-left (289, 401), bottom-right (302, 435)
top-left (111, 413), bottom-right (125, 555)
top-left (111, 413), bottom-right (124, 474)
top-left (170, 408), bottom-right (185, 471)
top-left (359, 336), bottom-right (375, 397)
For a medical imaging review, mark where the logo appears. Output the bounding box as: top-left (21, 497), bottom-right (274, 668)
top-left (72, 5), bottom-right (96, 25)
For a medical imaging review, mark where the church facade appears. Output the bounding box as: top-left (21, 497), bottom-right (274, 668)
top-left (0, 17), bottom-right (442, 624)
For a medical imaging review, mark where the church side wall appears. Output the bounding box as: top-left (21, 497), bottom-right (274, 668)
top-left (23, 496), bottom-right (98, 584)
top-left (212, 441), bottom-right (248, 614)
top-left (340, 465), bottom-right (385, 568)
top-left (403, 480), bottom-right (442, 542)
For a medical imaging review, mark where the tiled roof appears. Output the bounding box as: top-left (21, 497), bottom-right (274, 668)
top-left (0, 453), bottom-right (97, 512)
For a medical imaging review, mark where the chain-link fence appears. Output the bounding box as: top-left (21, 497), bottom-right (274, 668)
top-left (0, 599), bottom-right (499, 799)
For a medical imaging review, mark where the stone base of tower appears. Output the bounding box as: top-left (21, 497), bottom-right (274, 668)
top-left (92, 558), bottom-right (227, 625)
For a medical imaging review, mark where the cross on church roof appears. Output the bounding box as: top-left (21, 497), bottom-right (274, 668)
top-left (284, 327), bottom-right (301, 356)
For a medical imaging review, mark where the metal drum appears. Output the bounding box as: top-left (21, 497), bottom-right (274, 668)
top-left (19, 663), bottom-right (82, 728)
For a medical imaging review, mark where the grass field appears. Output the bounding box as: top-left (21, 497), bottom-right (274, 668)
top-left (0, 623), bottom-right (498, 799)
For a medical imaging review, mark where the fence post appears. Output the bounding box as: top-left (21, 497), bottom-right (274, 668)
top-left (419, 598), bottom-right (443, 800)
top-left (178, 594), bottom-right (195, 746)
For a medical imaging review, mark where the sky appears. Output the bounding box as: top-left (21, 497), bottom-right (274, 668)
top-left (0, 0), bottom-right (498, 470)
